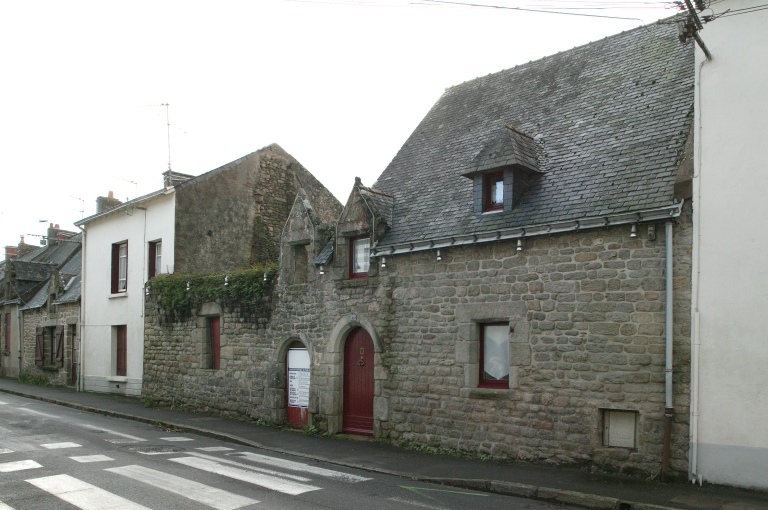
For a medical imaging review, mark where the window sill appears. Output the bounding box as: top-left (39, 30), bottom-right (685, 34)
top-left (481, 209), bottom-right (504, 215)
top-left (339, 278), bottom-right (372, 289)
top-left (108, 293), bottom-right (128, 299)
top-left (108, 376), bottom-right (128, 382)
top-left (464, 387), bottom-right (509, 400)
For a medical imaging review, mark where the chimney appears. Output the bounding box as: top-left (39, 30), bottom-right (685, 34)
top-left (4, 246), bottom-right (18, 260)
top-left (96, 191), bottom-right (123, 214)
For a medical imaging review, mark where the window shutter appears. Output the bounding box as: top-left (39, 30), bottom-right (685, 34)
top-left (54, 325), bottom-right (65, 367)
top-left (111, 244), bottom-right (119, 293)
top-left (35, 326), bottom-right (44, 366)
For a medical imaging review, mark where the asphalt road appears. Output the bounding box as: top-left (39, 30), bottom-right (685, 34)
top-left (0, 393), bottom-right (575, 510)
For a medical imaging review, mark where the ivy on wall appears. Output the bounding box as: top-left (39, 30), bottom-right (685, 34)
top-left (146, 264), bottom-right (277, 324)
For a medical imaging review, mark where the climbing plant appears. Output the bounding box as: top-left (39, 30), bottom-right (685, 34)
top-left (146, 264), bottom-right (277, 325)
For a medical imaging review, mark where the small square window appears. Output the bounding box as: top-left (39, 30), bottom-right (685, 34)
top-left (480, 323), bottom-right (509, 388)
top-left (483, 171), bottom-right (504, 212)
top-left (350, 237), bottom-right (370, 279)
top-left (603, 410), bottom-right (637, 448)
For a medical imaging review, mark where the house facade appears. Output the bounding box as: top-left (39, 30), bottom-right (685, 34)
top-left (1, 227), bottom-right (80, 383)
top-left (143, 22), bottom-right (695, 478)
top-left (689, 0), bottom-right (768, 490)
top-left (77, 189), bottom-right (175, 395)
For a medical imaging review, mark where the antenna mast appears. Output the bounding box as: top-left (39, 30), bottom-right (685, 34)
top-left (161, 103), bottom-right (172, 172)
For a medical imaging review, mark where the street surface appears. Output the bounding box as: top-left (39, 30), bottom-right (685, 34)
top-left (0, 393), bottom-right (573, 510)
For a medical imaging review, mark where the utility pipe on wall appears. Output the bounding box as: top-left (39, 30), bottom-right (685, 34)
top-left (661, 219), bottom-right (675, 482)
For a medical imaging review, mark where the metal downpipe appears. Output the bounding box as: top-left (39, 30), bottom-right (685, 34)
top-left (662, 220), bottom-right (675, 482)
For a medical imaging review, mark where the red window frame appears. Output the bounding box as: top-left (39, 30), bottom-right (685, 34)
top-left (349, 237), bottom-right (370, 279)
top-left (483, 171), bottom-right (504, 212)
top-left (148, 240), bottom-right (161, 280)
top-left (116, 325), bottom-right (127, 376)
top-left (111, 241), bottom-right (128, 293)
top-left (479, 322), bottom-right (510, 388)
top-left (210, 316), bottom-right (220, 370)
top-left (4, 313), bottom-right (9, 353)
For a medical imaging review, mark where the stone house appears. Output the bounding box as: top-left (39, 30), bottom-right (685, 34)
top-left (1, 226), bottom-right (80, 382)
top-left (143, 21), bottom-right (694, 479)
top-left (77, 144), bottom-right (340, 396)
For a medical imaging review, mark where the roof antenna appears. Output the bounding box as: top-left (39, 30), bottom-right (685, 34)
top-left (161, 103), bottom-right (172, 175)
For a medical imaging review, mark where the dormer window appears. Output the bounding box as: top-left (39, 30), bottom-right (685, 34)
top-left (465, 125), bottom-right (543, 215)
top-left (483, 171), bottom-right (505, 212)
top-left (350, 237), bottom-right (370, 279)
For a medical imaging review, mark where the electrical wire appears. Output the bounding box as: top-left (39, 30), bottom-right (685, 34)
top-left (417, 0), bottom-right (650, 19)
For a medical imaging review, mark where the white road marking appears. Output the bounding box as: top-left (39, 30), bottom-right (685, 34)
top-left (0, 449), bottom-right (13, 455)
top-left (233, 451), bottom-right (372, 482)
top-left (70, 455), bottom-right (114, 463)
top-left (106, 464), bottom-right (258, 510)
top-left (170, 456), bottom-right (321, 495)
top-left (41, 442), bottom-right (81, 449)
top-left (0, 501), bottom-right (16, 509)
top-left (105, 439), bottom-right (140, 444)
top-left (387, 497), bottom-right (449, 510)
top-left (160, 436), bottom-right (194, 442)
top-left (0, 460), bottom-right (42, 473)
top-left (17, 408), bottom-right (60, 419)
top-left (186, 452), bottom-right (313, 481)
top-left (26, 474), bottom-right (151, 510)
top-left (196, 446), bottom-right (234, 452)
top-left (0, 401), bottom-right (7, 405)
top-left (83, 426), bottom-right (146, 442)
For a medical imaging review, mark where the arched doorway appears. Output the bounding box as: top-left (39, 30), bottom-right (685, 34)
top-left (343, 327), bottom-right (374, 435)
top-left (286, 342), bottom-right (310, 428)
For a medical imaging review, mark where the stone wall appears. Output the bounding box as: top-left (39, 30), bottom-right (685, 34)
top-left (173, 144), bottom-right (341, 274)
top-left (21, 302), bottom-right (79, 386)
top-left (143, 203), bottom-right (692, 478)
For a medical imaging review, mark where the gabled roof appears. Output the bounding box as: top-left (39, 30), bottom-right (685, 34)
top-left (359, 186), bottom-right (394, 227)
top-left (52, 274), bottom-right (81, 305)
top-left (372, 22), bottom-right (693, 251)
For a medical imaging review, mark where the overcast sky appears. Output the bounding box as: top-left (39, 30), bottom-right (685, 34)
top-left (0, 0), bottom-right (677, 253)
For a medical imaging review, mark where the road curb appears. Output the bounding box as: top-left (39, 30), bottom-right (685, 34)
top-left (0, 386), bottom-right (683, 510)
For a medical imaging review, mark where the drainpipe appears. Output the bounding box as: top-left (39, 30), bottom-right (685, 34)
top-left (77, 224), bottom-right (86, 392)
top-left (661, 220), bottom-right (674, 482)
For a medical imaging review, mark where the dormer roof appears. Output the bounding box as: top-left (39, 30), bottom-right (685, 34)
top-left (467, 125), bottom-right (541, 176)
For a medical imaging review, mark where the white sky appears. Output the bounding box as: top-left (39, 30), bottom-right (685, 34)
top-left (0, 0), bottom-right (677, 254)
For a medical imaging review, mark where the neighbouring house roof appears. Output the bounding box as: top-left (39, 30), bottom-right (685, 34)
top-left (29, 233), bottom-right (82, 266)
top-left (371, 22), bottom-right (694, 252)
top-left (314, 239), bottom-right (335, 266)
top-left (52, 274), bottom-right (81, 305)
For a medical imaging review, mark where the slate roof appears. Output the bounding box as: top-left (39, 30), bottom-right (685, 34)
top-left (30, 234), bottom-right (81, 266)
top-left (359, 186), bottom-right (394, 226)
top-left (20, 283), bottom-right (49, 311)
top-left (53, 274), bottom-right (81, 305)
top-left (372, 23), bottom-right (694, 250)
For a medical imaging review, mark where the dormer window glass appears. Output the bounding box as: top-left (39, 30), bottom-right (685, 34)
top-left (484, 171), bottom-right (505, 212)
top-left (350, 237), bottom-right (370, 278)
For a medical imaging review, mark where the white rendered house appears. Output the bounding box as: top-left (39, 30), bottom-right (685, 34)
top-left (689, 0), bottom-right (768, 489)
top-left (76, 189), bottom-right (176, 395)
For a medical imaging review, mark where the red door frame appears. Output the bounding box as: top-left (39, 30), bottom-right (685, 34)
top-left (342, 328), bottom-right (374, 435)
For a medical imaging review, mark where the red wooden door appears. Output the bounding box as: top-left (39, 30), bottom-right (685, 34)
top-left (343, 328), bottom-right (374, 435)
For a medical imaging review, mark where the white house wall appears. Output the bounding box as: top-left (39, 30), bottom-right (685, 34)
top-left (692, 0), bottom-right (768, 489)
top-left (81, 192), bottom-right (175, 396)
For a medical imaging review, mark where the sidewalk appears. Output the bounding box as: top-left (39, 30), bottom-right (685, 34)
top-left (1, 378), bottom-right (766, 510)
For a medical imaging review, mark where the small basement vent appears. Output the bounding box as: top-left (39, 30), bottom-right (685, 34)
top-left (602, 410), bottom-right (638, 448)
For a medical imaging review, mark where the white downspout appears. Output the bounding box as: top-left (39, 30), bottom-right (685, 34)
top-left (77, 224), bottom-right (86, 392)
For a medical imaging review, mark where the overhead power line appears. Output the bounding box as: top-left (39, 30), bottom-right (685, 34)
top-left (418, 0), bottom-right (649, 19)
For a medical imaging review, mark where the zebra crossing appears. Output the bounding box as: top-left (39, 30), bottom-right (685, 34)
top-left (0, 434), bottom-right (372, 509)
